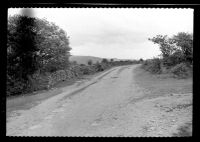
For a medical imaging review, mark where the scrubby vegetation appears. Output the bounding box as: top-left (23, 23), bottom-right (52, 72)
top-left (142, 58), bottom-right (162, 74)
top-left (7, 15), bottom-right (139, 97)
top-left (142, 32), bottom-right (193, 78)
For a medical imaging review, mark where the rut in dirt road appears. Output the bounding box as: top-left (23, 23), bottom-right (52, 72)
top-left (7, 64), bottom-right (192, 136)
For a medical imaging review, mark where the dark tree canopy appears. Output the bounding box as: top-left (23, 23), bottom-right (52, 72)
top-left (34, 18), bottom-right (71, 72)
top-left (7, 15), bottom-right (71, 77)
top-left (149, 32), bottom-right (193, 63)
top-left (102, 58), bottom-right (108, 63)
top-left (7, 15), bottom-right (71, 95)
top-left (173, 32), bottom-right (193, 63)
top-left (87, 60), bottom-right (93, 66)
top-left (7, 15), bottom-right (39, 80)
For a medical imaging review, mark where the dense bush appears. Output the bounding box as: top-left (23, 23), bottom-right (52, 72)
top-left (169, 63), bottom-right (192, 78)
top-left (79, 65), bottom-right (95, 75)
top-left (94, 63), bottom-right (104, 71)
top-left (149, 33), bottom-right (193, 63)
top-left (7, 59), bottom-right (138, 96)
top-left (7, 63), bottom-right (114, 95)
top-left (87, 60), bottom-right (93, 66)
top-left (7, 14), bottom-right (71, 96)
top-left (6, 76), bottom-right (27, 96)
top-left (162, 50), bottom-right (185, 67)
top-left (142, 58), bottom-right (162, 74)
top-left (143, 32), bottom-right (193, 78)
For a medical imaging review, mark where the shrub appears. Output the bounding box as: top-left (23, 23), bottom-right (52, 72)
top-left (95, 63), bottom-right (104, 71)
top-left (30, 72), bottom-right (51, 90)
top-left (142, 58), bottom-right (162, 74)
top-left (102, 58), bottom-right (108, 64)
top-left (7, 57), bottom-right (133, 96)
top-left (139, 58), bottom-right (144, 62)
top-left (78, 65), bottom-right (95, 75)
top-left (163, 50), bottom-right (185, 67)
top-left (7, 76), bottom-right (27, 96)
top-left (87, 60), bottom-right (93, 66)
top-left (169, 62), bottom-right (192, 78)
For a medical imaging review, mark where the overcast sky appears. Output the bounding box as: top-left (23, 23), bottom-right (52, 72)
top-left (8, 8), bottom-right (193, 59)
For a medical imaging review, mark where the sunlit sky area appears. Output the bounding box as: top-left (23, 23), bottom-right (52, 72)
top-left (8, 8), bottom-right (193, 60)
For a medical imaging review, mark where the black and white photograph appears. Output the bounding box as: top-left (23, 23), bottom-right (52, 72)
top-left (6, 8), bottom-right (193, 137)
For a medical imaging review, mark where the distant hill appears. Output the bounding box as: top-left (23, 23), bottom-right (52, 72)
top-left (69, 55), bottom-right (129, 65)
top-left (69, 55), bottom-right (103, 65)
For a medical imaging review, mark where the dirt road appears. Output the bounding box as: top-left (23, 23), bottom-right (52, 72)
top-left (6, 64), bottom-right (192, 136)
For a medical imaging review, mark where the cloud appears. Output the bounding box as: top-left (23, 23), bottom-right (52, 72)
top-left (71, 22), bottom-right (147, 50)
top-left (8, 8), bottom-right (193, 59)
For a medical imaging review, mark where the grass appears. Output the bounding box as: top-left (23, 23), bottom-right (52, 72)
top-left (135, 65), bottom-right (193, 137)
top-left (134, 65), bottom-right (193, 96)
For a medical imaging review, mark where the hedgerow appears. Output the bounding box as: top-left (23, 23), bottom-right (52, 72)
top-left (142, 32), bottom-right (193, 78)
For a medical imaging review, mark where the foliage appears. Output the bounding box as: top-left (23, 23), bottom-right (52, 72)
top-left (7, 15), bottom-right (39, 81)
top-left (34, 17), bottom-right (71, 73)
top-left (7, 15), bottom-right (71, 96)
top-left (139, 58), bottom-right (144, 62)
top-left (169, 63), bottom-right (192, 78)
top-left (149, 32), bottom-right (193, 63)
top-left (173, 32), bottom-right (193, 63)
top-left (143, 32), bottom-right (193, 78)
top-left (102, 58), bottom-right (108, 64)
top-left (162, 50), bottom-right (185, 67)
top-left (87, 60), bottom-right (93, 66)
top-left (142, 58), bottom-right (162, 74)
top-left (6, 75), bottom-right (27, 96)
top-left (7, 15), bottom-right (141, 97)
top-left (149, 35), bottom-right (176, 58)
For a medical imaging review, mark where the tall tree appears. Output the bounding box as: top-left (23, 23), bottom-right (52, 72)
top-left (172, 32), bottom-right (193, 63)
top-left (7, 15), bottom-right (39, 80)
top-left (34, 18), bottom-right (71, 72)
top-left (7, 15), bottom-right (71, 95)
top-left (148, 35), bottom-right (175, 58)
top-left (149, 32), bottom-right (193, 63)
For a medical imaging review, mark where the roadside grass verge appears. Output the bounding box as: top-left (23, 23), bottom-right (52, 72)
top-left (133, 65), bottom-right (192, 96)
top-left (141, 58), bottom-right (193, 79)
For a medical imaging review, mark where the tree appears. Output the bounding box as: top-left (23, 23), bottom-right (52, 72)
top-left (7, 15), bottom-right (71, 95)
top-left (172, 32), bottom-right (193, 63)
top-left (34, 18), bottom-right (71, 72)
top-left (139, 58), bottom-right (143, 62)
top-left (149, 32), bottom-right (193, 64)
top-left (110, 59), bottom-right (114, 62)
top-left (102, 58), bottom-right (108, 64)
top-left (148, 35), bottom-right (175, 58)
top-left (8, 15), bottom-right (71, 74)
top-left (87, 60), bottom-right (93, 66)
